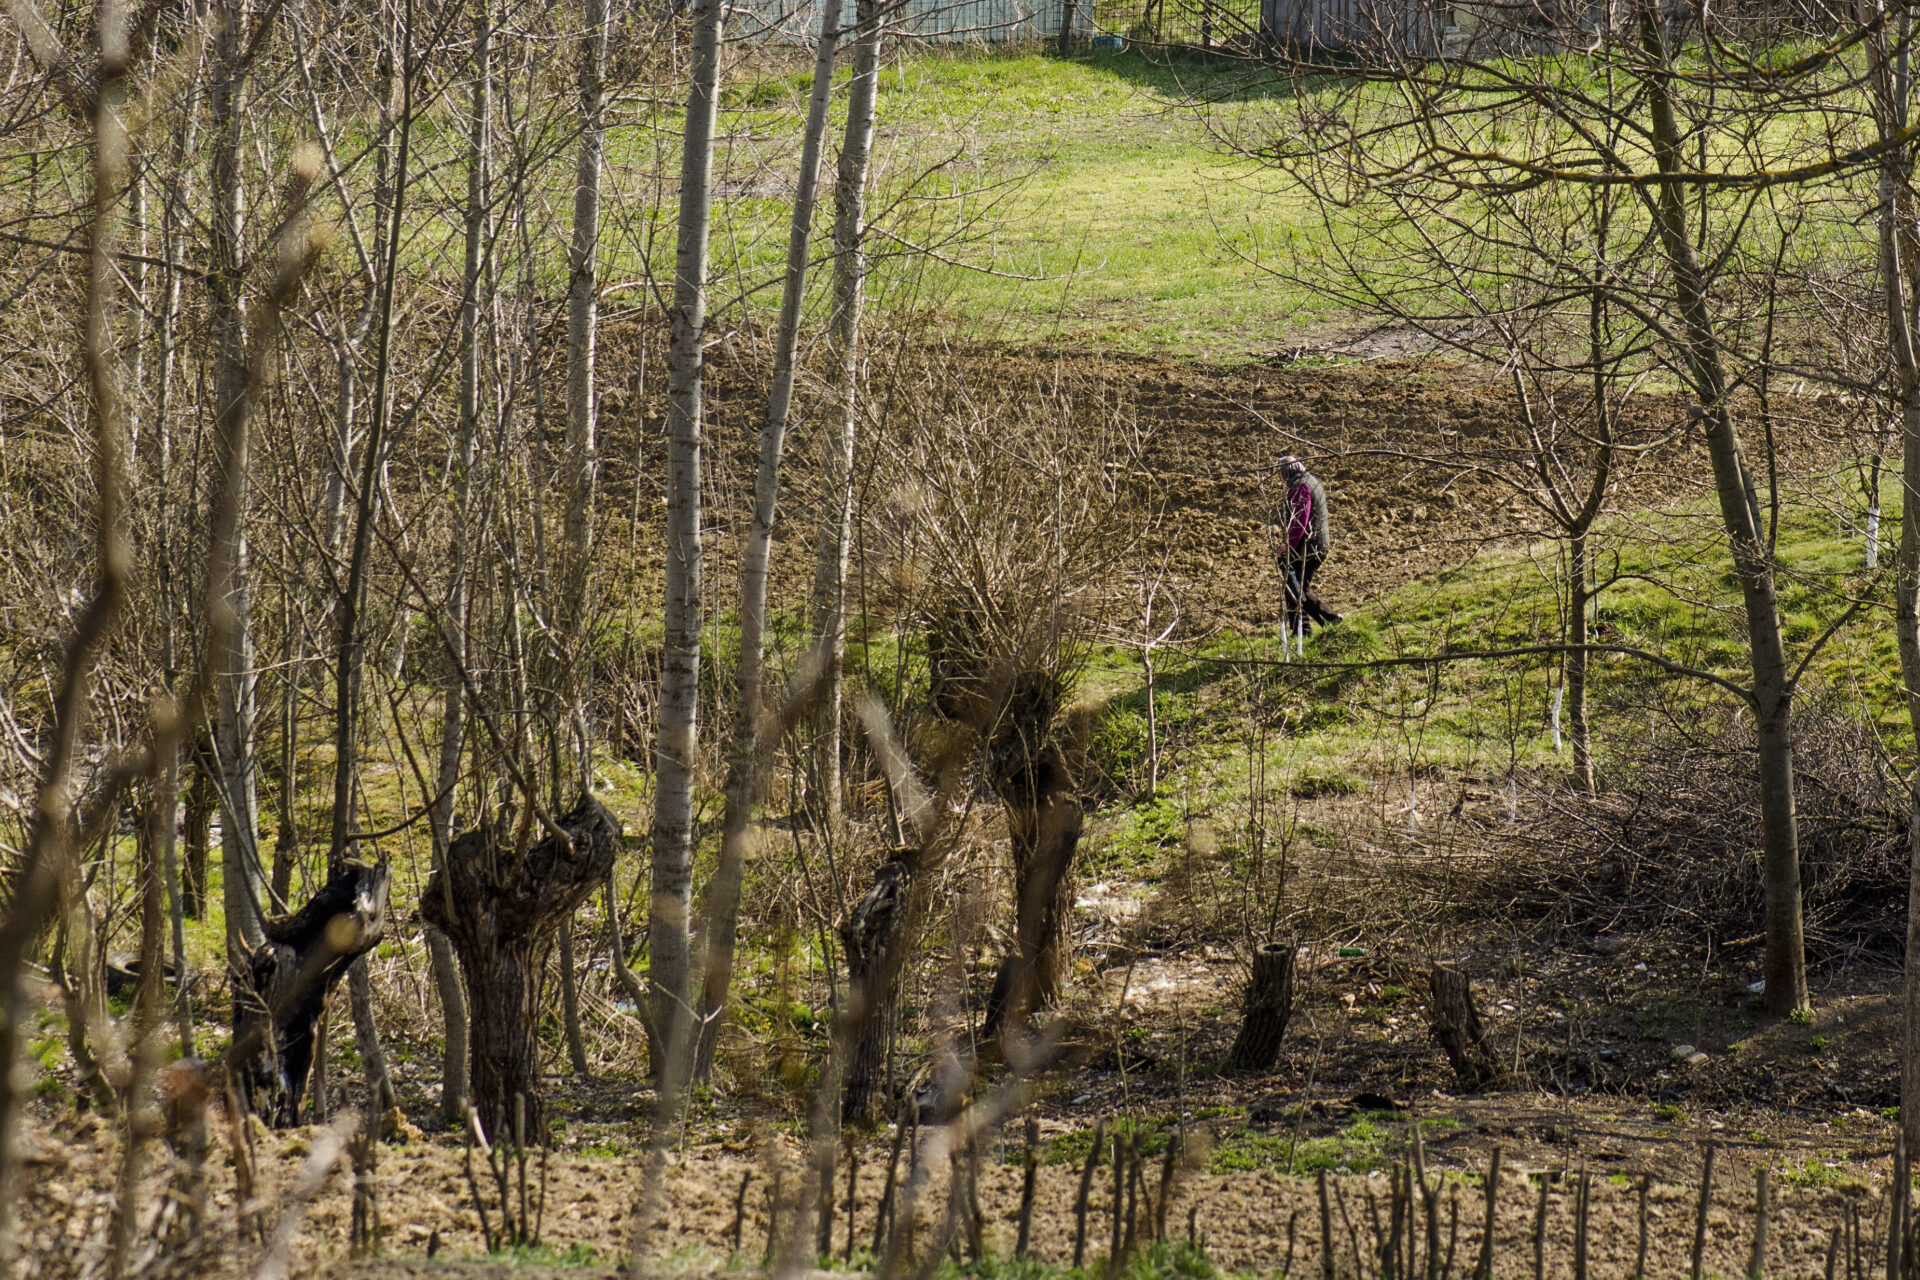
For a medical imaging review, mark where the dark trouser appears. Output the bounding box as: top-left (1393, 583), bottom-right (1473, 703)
top-left (1282, 551), bottom-right (1337, 627)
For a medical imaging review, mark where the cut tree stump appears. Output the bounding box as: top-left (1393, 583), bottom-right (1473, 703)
top-left (1228, 942), bottom-right (1297, 1071)
top-left (233, 860), bottom-right (390, 1126)
top-left (1428, 962), bottom-right (1500, 1090)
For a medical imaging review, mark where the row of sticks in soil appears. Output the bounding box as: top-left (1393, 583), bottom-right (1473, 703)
top-left (656, 1123), bottom-right (1920, 1280)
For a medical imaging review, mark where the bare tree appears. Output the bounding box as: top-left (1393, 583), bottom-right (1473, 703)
top-left (420, 0), bottom-right (497, 1128)
top-left (0, 1), bottom-right (136, 1259)
top-left (650, 0), bottom-right (728, 1079)
top-left (1263, 157), bottom-right (1661, 791)
top-left (894, 369), bottom-right (1147, 1037)
top-left (1243, 0), bottom-right (1907, 1012)
top-left (551, 0), bottom-right (613, 1083)
top-left (695, 0), bottom-right (845, 1081)
top-left (206, 0), bottom-right (274, 954)
top-left (1863, 0), bottom-right (1920, 1151)
top-left (809, 0), bottom-right (886, 825)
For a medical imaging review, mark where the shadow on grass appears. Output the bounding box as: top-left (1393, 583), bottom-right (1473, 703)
top-left (1046, 43), bottom-right (1317, 103)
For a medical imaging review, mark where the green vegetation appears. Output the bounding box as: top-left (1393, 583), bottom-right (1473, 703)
top-left (939, 1239), bottom-right (1224, 1280)
top-left (1066, 468), bottom-right (1898, 883)
top-left (1780, 1157), bottom-right (1849, 1189)
top-left (565, 47), bottom-right (1337, 358)
top-left (858, 49), bottom-right (1330, 353)
top-left (1212, 1114), bottom-right (1395, 1174)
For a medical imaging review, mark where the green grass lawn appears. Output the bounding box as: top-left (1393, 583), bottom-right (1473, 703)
top-left (851, 47), bottom-right (1334, 354)
top-left (587, 45), bottom-right (1343, 358)
top-left (598, 41), bottom-right (1882, 360)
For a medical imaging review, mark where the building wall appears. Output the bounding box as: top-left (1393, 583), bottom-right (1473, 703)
top-left (733, 0), bottom-right (1099, 44)
top-left (1259, 0), bottom-right (1444, 54)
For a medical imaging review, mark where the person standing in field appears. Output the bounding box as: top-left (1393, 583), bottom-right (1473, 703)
top-left (1274, 454), bottom-right (1339, 630)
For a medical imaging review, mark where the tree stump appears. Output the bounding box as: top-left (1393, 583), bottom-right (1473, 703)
top-left (1427, 963), bottom-right (1499, 1090)
top-left (422, 794), bottom-right (618, 1139)
top-left (841, 853), bottom-right (917, 1126)
top-left (233, 860), bottom-right (390, 1126)
top-left (1228, 941), bottom-right (1297, 1071)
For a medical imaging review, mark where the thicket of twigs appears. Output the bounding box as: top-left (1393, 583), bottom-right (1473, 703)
top-left (1490, 686), bottom-right (1910, 965)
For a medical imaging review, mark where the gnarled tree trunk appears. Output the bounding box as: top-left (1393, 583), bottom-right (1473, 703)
top-left (980, 675), bottom-right (1082, 1038)
top-left (422, 795), bottom-right (618, 1138)
top-left (927, 621), bottom-right (1085, 1039)
top-left (232, 861), bottom-right (390, 1127)
top-left (840, 853), bottom-right (916, 1125)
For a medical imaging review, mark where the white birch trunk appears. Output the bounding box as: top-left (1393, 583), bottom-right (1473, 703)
top-left (809, 0), bottom-right (884, 825)
top-left (694, 0), bottom-right (844, 1080)
top-left (561, 0), bottom-right (609, 792)
top-left (650, 0), bottom-right (727, 1079)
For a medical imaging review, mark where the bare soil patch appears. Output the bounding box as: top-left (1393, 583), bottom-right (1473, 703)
top-left (612, 336), bottom-right (1857, 635)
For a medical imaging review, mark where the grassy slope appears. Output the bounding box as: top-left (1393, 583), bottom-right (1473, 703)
top-left (863, 49), bottom-right (1327, 354)
top-left (307, 43), bottom-right (1871, 361)
top-left (1080, 469), bottom-right (1899, 870)
top-left (591, 46), bottom-right (1331, 359)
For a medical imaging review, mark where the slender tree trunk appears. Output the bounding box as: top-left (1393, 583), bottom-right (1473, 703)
top-left (1640, 0), bottom-right (1805, 1014)
top-left (160, 734), bottom-right (193, 1057)
top-left (606, 870), bottom-right (647, 1010)
top-left (561, 0), bottom-right (608, 787)
top-left (182, 745), bottom-right (211, 917)
top-left (548, 0), bottom-right (612, 1082)
top-left (207, 0), bottom-right (264, 953)
top-left (1567, 529), bottom-right (1593, 794)
top-left (694, 0), bottom-right (844, 1083)
top-left (427, 928), bottom-right (467, 1125)
top-left (272, 629), bottom-right (298, 904)
top-left (350, 959), bottom-right (395, 1111)
top-left (809, 0), bottom-right (884, 826)
top-left (650, 0), bottom-right (727, 1080)
top-left (1564, 283), bottom-right (1617, 798)
top-left (1867, 0), bottom-right (1920, 1153)
top-left (326, 0), bottom-right (418, 1119)
top-left (157, 89), bottom-right (195, 479)
top-left (425, 0), bottom-right (491, 1133)
top-left (560, 918), bottom-right (590, 1075)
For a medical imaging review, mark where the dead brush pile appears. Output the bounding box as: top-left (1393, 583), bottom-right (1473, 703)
top-left (1487, 688), bottom-right (1908, 963)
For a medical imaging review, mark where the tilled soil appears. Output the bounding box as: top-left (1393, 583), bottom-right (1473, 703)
top-left (22, 1091), bottom-right (1901, 1280)
top-left (609, 337), bottom-right (1860, 635)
